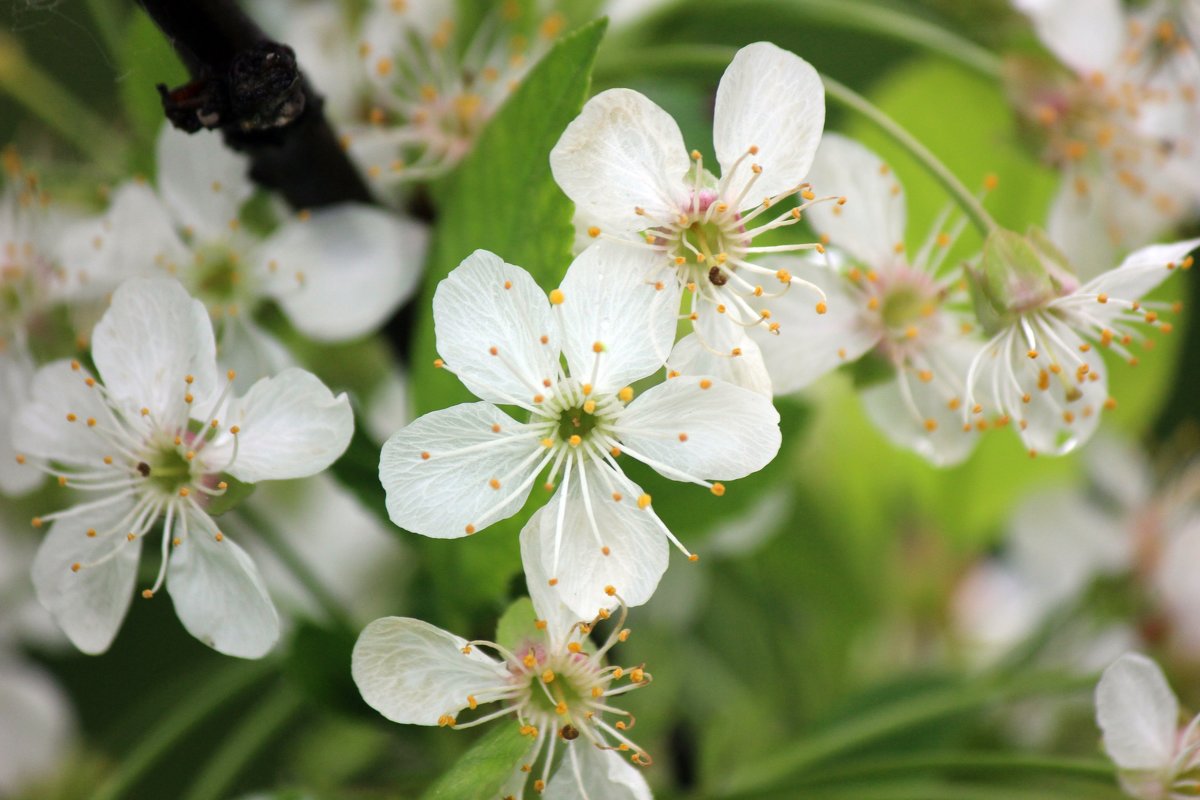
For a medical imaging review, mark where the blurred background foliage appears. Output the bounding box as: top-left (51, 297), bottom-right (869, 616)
top-left (2, 0), bottom-right (1197, 798)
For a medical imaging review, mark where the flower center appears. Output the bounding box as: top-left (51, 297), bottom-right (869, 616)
top-left (555, 404), bottom-right (600, 443)
top-left (191, 246), bottom-right (249, 304)
top-left (140, 438), bottom-right (197, 498)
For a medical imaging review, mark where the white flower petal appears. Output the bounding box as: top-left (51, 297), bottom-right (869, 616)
top-left (860, 337), bottom-right (983, 467)
top-left (972, 322), bottom-right (1107, 456)
top-left (0, 660), bottom-right (73, 795)
top-left (167, 512), bottom-right (280, 659)
top-left (32, 501), bottom-right (142, 655)
top-left (14, 359), bottom-right (115, 465)
top-left (1096, 653), bottom-right (1179, 771)
top-left (1008, 488), bottom-right (1131, 608)
top-left (533, 461), bottom-right (669, 619)
top-left (216, 316), bottom-right (297, 387)
top-left (0, 352), bottom-right (42, 494)
top-left (751, 254), bottom-right (878, 394)
top-left (520, 507), bottom-right (586, 651)
top-left (155, 127), bottom-right (253, 239)
top-left (433, 250), bottom-right (560, 406)
top-left (220, 368), bottom-right (354, 483)
top-left (557, 241), bottom-right (681, 393)
top-left (550, 88), bottom-right (690, 232)
top-left (543, 743), bottom-right (653, 800)
top-left (56, 182), bottom-right (187, 289)
top-left (713, 42), bottom-right (825, 203)
top-left (360, 0), bottom-right (453, 91)
top-left (805, 134), bottom-right (906, 266)
top-left (365, 367), bottom-right (411, 444)
top-left (380, 403), bottom-right (542, 538)
top-left (258, 204), bottom-right (428, 341)
top-left (667, 330), bottom-right (773, 397)
top-left (91, 278), bottom-right (219, 418)
top-left (1014, 0), bottom-right (1124, 75)
top-left (619, 374), bottom-right (781, 481)
top-left (1073, 237), bottom-right (1200, 315)
top-left (351, 616), bottom-right (509, 725)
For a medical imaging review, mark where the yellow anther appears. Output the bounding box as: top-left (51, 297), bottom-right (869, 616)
top-left (631, 667), bottom-right (645, 682)
top-left (549, 289), bottom-right (565, 305)
top-left (541, 438), bottom-right (554, 448)
top-left (523, 652), bottom-right (537, 668)
top-left (568, 435), bottom-right (582, 447)
top-left (215, 532), bottom-right (224, 542)
top-left (612, 492), bottom-right (623, 502)
top-left (604, 585), bottom-right (617, 596)
top-left (66, 413), bottom-right (77, 422)
top-left (583, 400), bottom-right (596, 414)
top-left (637, 494), bottom-right (651, 509)
top-left (568, 642), bottom-right (583, 653)
top-left (70, 562), bottom-right (81, 573)
top-left (555, 702), bottom-right (568, 715)
top-left (699, 379), bottom-right (712, 389)
top-left (489, 478), bottom-right (501, 490)
top-left (179, 487), bottom-right (190, 497)
top-left (711, 483), bottom-right (725, 496)
top-left (815, 301), bottom-right (827, 315)
top-left (801, 189), bottom-right (815, 200)
top-left (465, 524), bottom-right (476, 534)
top-left (433, 358), bottom-right (445, 368)
top-left (776, 269), bottom-right (791, 284)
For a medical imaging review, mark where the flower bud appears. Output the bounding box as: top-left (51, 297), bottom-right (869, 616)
top-left (966, 227), bottom-right (1077, 334)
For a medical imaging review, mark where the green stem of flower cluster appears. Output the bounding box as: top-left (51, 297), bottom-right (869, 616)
top-left (717, 672), bottom-right (1096, 797)
top-left (182, 683), bottom-right (304, 800)
top-left (0, 31), bottom-right (121, 167)
top-left (613, 0), bottom-right (1003, 80)
top-left (594, 44), bottom-right (998, 237)
top-left (92, 661), bottom-right (273, 800)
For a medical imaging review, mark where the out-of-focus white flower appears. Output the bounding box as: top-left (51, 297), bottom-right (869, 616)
top-left (0, 520), bottom-right (74, 796)
top-left (61, 126), bottom-right (427, 383)
top-left (952, 436), bottom-right (1200, 666)
top-left (13, 278), bottom-right (354, 658)
top-left (754, 135), bottom-right (986, 466)
top-left (965, 232), bottom-right (1197, 455)
top-left (1010, 0), bottom-right (1200, 272)
top-left (239, 473), bottom-right (407, 625)
top-left (353, 527), bottom-right (652, 799)
top-left (379, 245), bottom-right (780, 618)
top-left (550, 42), bottom-right (828, 393)
top-left (345, 0), bottom-right (569, 187)
top-left (1096, 652), bottom-right (1200, 799)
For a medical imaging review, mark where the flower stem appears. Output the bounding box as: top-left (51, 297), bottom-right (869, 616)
top-left (821, 74), bottom-right (998, 237)
top-left (608, 0), bottom-right (1003, 80)
top-left (593, 45), bottom-right (999, 237)
top-left (181, 682), bottom-right (304, 800)
top-left (0, 31), bottom-right (123, 168)
top-left (235, 503), bottom-right (357, 633)
top-left (92, 661), bottom-right (272, 800)
top-left (716, 672), bottom-right (1095, 797)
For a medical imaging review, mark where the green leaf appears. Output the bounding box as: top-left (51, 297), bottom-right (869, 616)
top-left (495, 596), bottom-right (542, 653)
top-left (419, 724), bottom-right (533, 800)
top-left (412, 18), bottom-right (608, 416)
top-left (329, 421), bottom-right (389, 527)
top-left (117, 10), bottom-right (187, 168)
top-left (282, 623), bottom-right (369, 720)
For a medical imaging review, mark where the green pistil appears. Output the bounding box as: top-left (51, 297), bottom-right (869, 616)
top-left (142, 444), bottom-right (194, 494)
top-left (880, 285), bottom-right (931, 330)
top-left (557, 406), bottom-right (600, 442)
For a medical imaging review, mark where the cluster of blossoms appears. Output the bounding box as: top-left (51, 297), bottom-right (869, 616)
top-left (4, 0), bottom-right (1200, 792)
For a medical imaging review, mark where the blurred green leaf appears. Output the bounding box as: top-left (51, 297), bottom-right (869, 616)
top-left (329, 421), bottom-right (389, 526)
top-left (116, 10), bottom-right (186, 169)
top-left (283, 623), bottom-right (369, 720)
top-left (418, 724), bottom-right (532, 800)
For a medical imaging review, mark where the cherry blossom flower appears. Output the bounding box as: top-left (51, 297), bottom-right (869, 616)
top-left (1096, 652), bottom-right (1200, 799)
top-left (752, 134), bottom-right (986, 465)
top-left (346, 0), bottom-right (569, 188)
top-left (61, 126), bottom-right (427, 383)
top-left (13, 278), bottom-right (354, 658)
top-left (964, 232), bottom-right (1197, 455)
top-left (1010, 0), bottom-right (1200, 273)
top-left (353, 527), bottom-right (652, 799)
top-left (550, 41), bottom-right (828, 392)
top-left (952, 437), bottom-right (1200, 664)
top-left (379, 244), bottom-right (781, 617)
top-left (0, 154), bottom-right (95, 495)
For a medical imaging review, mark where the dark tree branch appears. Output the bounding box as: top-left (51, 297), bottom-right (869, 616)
top-left (137, 0), bottom-right (372, 209)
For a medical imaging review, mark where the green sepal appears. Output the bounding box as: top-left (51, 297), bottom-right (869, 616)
top-left (203, 473), bottom-right (256, 517)
top-left (418, 723), bottom-right (534, 800)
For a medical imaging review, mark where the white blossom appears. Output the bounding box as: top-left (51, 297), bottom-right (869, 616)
top-left (353, 527), bottom-right (653, 799)
top-left (13, 278), bottom-right (354, 658)
top-left (965, 236), bottom-right (1197, 455)
top-left (346, 0), bottom-right (568, 187)
top-left (379, 245), bottom-right (780, 618)
top-left (550, 41), bottom-right (828, 392)
top-left (753, 134), bottom-right (986, 466)
top-left (1011, 0), bottom-right (1200, 272)
top-left (1096, 652), bottom-right (1200, 799)
top-left (60, 126), bottom-right (427, 383)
